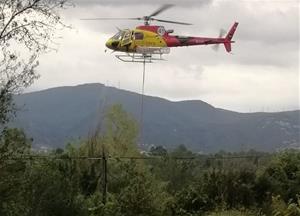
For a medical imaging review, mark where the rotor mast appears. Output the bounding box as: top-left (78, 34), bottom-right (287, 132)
top-left (142, 4), bottom-right (173, 26)
top-left (143, 16), bottom-right (150, 25)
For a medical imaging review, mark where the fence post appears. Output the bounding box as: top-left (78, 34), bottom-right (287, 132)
top-left (102, 146), bottom-right (107, 205)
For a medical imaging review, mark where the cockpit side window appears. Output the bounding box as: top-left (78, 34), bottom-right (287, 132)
top-left (134, 32), bottom-right (144, 40)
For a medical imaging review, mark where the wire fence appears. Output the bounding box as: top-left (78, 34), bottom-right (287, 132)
top-left (0, 152), bottom-right (275, 204)
top-left (0, 153), bottom-right (272, 161)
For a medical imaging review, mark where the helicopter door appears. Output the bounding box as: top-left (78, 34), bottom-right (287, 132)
top-left (120, 30), bottom-right (132, 47)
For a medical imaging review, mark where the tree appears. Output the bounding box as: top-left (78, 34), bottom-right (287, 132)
top-left (149, 145), bottom-right (168, 156)
top-left (256, 151), bottom-right (300, 204)
top-left (21, 159), bottom-right (86, 216)
top-left (0, 128), bottom-right (31, 215)
top-left (174, 184), bottom-right (213, 215)
top-left (113, 161), bottom-right (170, 216)
top-left (0, 0), bottom-right (68, 124)
top-left (104, 104), bottom-right (139, 157)
top-left (61, 105), bottom-right (140, 203)
top-left (272, 195), bottom-right (300, 216)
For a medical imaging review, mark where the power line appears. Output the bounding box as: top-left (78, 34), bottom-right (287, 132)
top-left (0, 154), bottom-right (271, 161)
top-left (212, 0), bottom-right (298, 2)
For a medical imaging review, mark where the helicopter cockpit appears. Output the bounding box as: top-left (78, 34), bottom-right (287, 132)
top-left (106, 29), bottom-right (132, 50)
top-left (112, 31), bottom-right (124, 40)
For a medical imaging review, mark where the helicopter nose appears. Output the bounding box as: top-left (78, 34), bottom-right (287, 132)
top-left (105, 40), bottom-right (112, 49)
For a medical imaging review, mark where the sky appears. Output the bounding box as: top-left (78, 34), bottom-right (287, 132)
top-left (28, 0), bottom-right (299, 112)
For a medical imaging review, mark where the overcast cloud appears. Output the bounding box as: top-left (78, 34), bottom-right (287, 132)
top-left (29, 0), bottom-right (299, 112)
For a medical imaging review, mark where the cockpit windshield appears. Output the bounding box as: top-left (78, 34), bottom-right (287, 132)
top-left (112, 31), bottom-right (123, 40)
top-left (111, 29), bottom-right (131, 41)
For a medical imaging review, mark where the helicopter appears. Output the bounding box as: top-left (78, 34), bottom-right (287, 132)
top-left (82, 4), bottom-right (239, 62)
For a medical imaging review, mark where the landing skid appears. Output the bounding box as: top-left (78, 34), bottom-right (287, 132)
top-left (115, 53), bottom-right (167, 63)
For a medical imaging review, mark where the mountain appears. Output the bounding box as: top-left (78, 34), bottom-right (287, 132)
top-left (11, 83), bottom-right (300, 153)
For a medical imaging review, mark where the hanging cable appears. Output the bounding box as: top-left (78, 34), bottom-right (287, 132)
top-left (140, 55), bottom-right (146, 146)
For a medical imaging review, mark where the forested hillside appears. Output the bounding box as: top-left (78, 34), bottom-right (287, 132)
top-left (13, 83), bottom-right (300, 152)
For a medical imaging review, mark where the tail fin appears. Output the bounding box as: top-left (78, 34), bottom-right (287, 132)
top-left (226, 22), bottom-right (239, 41)
top-left (224, 22), bottom-right (239, 53)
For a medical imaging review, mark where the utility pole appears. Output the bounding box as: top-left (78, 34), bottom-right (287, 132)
top-left (102, 145), bottom-right (107, 205)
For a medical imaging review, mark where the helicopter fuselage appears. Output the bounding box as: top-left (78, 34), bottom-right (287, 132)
top-left (105, 23), bottom-right (238, 54)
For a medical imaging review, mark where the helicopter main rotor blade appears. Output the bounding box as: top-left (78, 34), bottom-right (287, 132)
top-left (152, 18), bottom-right (192, 25)
top-left (80, 18), bottom-right (141, 21)
top-left (81, 5), bottom-right (193, 25)
top-left (149, 4), bottom-right (173, 17)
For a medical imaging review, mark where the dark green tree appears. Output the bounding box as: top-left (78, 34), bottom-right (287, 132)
top-left (0, 128), bottom-right (31, 215)
top-left (21, 159), bottom-right (86, 216)
top-left (149, 145), bottom-right (168, 156)
top-left (256, 151), bottom-right (300, 204)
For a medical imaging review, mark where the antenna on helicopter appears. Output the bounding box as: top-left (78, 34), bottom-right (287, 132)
top-left (80, 4), bottom-right (192, 26)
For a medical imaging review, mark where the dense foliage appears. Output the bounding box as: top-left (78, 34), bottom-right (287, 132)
top-left (0, 105), bottom-right (300, 216)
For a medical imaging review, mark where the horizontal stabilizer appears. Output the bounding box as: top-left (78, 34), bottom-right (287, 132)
top-left (224, 42), bottom-right (232, 53)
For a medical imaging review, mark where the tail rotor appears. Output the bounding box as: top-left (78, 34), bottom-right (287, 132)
top-left (212, 22), bottom-right (239, 53)
top-left (212, 28), bottom-right (226, 51)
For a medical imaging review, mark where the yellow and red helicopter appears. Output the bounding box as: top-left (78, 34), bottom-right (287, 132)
top-left (82, 4), bottom-right (238, 63)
